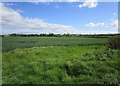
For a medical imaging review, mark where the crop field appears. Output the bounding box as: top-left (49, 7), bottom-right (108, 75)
top-left (2, 37), bottom-right (119, 84)
top-left (2, 37), bottom-right (107, 51)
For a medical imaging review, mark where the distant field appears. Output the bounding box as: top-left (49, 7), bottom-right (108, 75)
top-left (2, 46), bottom-right (118, 84)
top-left (2, 37), bottom-right (107, 51)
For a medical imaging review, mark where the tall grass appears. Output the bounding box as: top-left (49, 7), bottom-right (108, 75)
top-left (2, 46), bottom-right (118, 84)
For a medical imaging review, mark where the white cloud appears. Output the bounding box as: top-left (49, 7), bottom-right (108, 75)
top-left (55, 6), bottom-right (60, 8)
top-left (85, 22), bottom-right (105, 28)
top-left (1, 2), bottom-right (81, 34)
top-left (85, 19), bottom-right (119, 30)
top-left (111, 19), bottom-right (118, 29)
top-left (65, 0), bottom-right (79, 2)
top-left (113, 12), bottom-right (117, 16)
top-left (79, 0), bottom-right (98, 8)
top-left (4, 3), bottom-right (16, 6)
top-left (30, 2), bottom-right (50, 5)
top-left (31, 2), bottom-right (40, 5)
top-left (31, 0), bottom-right (79, 5)
top-left (30, 0), bottom-right (80, 2)
top-left (30, 0), bottom-right (98, 8)
top-left (15, 9), bottom-right (23, 13)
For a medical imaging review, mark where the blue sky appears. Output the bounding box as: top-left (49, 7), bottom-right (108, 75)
top-left (1, 1), bottom-right (118, 34)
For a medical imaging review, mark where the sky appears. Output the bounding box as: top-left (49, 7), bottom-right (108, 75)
top-left (1, 1), bottom-right (119, 34)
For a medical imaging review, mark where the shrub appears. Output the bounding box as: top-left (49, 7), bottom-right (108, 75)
top-left (108, 36), bottom-right (120, 49)
top-left (64, 60), bottom-right (89, 77)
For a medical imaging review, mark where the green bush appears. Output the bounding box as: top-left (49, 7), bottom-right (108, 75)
top-left (108, 36), bottom-right (120, 49)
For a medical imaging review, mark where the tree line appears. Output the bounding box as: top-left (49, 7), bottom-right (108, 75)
top-left (1, 33), bottom-right (120, 38)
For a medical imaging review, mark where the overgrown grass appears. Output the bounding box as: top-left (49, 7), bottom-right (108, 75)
top-left (2, 46), bottom-right (118, 84)
top-left (2, 37), bottom-right (107, 51)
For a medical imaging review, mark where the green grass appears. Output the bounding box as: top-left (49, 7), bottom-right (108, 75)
top-left (2, 37), bottom-right (107, 51)
top-left (2, 37), bottom-right (118, 84)
top-left (2, 45), bottom-right (119, 84)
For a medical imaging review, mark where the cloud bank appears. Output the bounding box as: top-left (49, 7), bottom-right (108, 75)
top-left (85, 20), bottom-right (118, 29)
top-left (85, 22), bottom-right (105, 28)
top-left (1, 2), bottom-right (81, 34)
top-left (79, 0), bottom-right (98, 8)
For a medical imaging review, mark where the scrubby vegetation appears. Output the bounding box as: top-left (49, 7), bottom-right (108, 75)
top-left (108, 36), bottom-right (120, 49)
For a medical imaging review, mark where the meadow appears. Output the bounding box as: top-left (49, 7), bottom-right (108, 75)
top-left (2, 36), bottom-right (119, 84)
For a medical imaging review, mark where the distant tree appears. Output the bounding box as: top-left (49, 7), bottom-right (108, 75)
top-left (48, 33), bottom-right (54, 37)
top-left (63, 33), bottom-right (70, 37)
top-left (10, 33), bottom-right (17, 37)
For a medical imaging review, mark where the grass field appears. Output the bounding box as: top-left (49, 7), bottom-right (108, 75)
top-left (2, 37), bottom-right (119, 84)
top-left (2, 45), bottom-right (118, 84)
top-left (2, 37), bottom-right (107, 51)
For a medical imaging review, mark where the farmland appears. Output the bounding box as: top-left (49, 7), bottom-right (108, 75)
top-left (2, 37), bottom-right (107, 52)
top-left (2, 36), bottom-right (119, 84)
